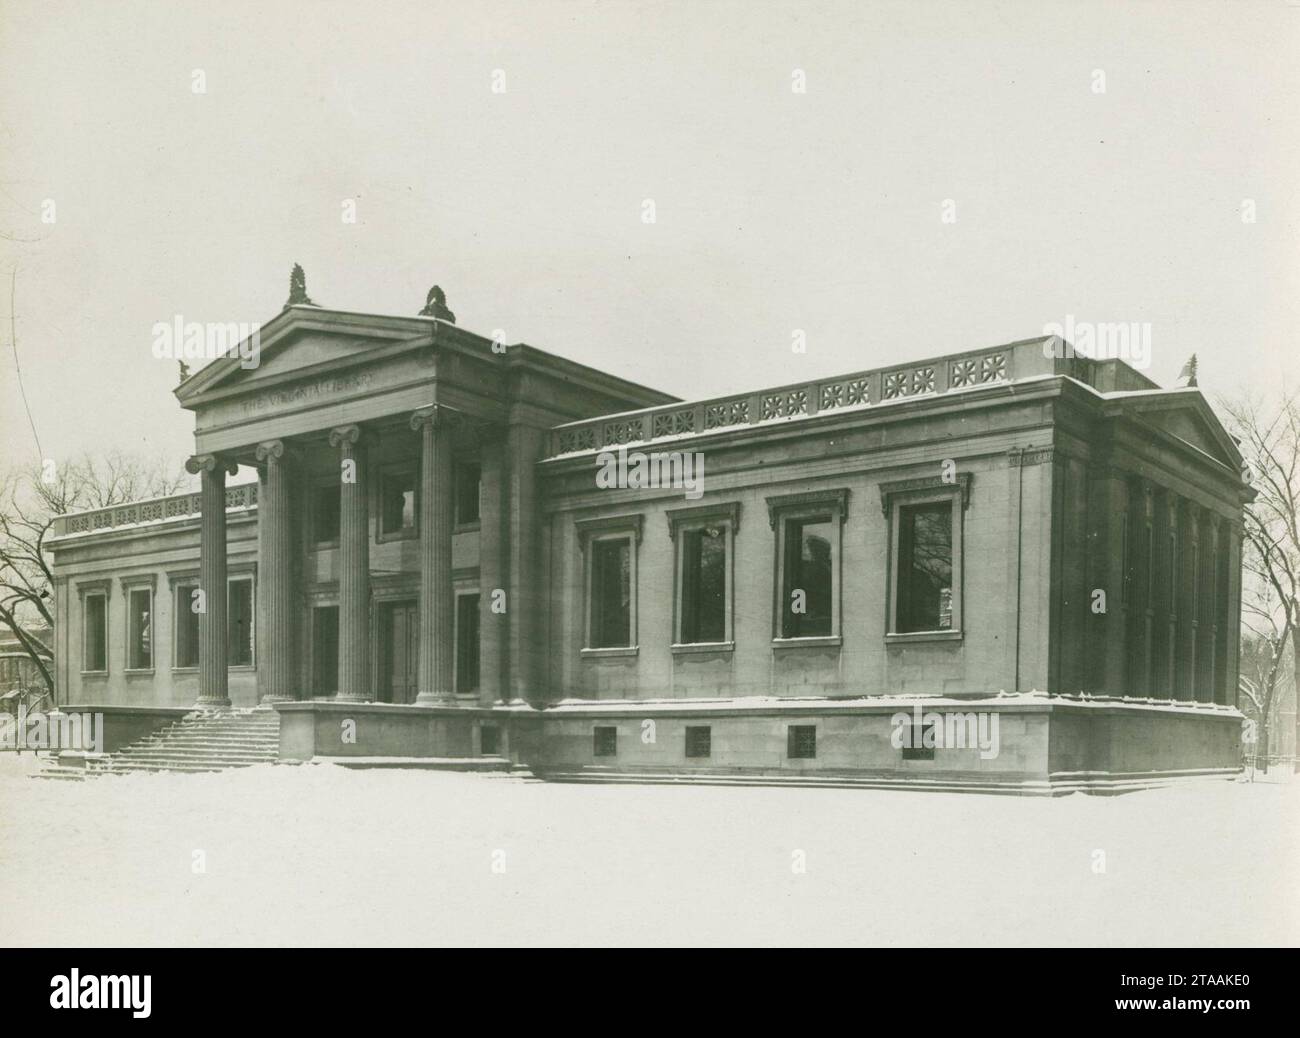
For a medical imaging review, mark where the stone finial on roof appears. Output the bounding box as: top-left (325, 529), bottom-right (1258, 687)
top-left (419, 285), bottom-right (456, 323)
top-left (284, 263), bottom-right (317, 308)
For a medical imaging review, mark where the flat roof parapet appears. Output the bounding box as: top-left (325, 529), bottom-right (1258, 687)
top-left (52, 481), bottom-right (258, 539)
top-left (546, 335), bottom-right (1108, 459)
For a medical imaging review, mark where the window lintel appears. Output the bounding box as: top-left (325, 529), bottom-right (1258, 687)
top-left (878, 473), bottom-right (971, 516)
top-left (666, 502), bottom-right (740, 539)
top-left (765, 488), bottom-right (849, 529)
top-left (575, 513), bottom-right (643, 546)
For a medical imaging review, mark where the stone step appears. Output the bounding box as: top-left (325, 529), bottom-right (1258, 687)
top-left (30, 708), bottom-right (283, 779)
top-left (114, 751), bottom-right (277, 764)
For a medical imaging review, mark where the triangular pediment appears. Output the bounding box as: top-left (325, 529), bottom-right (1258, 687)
top-left (175, 307), bottom-right (435, 404)
top-left (1119, 392), bottom-right (1242, 472)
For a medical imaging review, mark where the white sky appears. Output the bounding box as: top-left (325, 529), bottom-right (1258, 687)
top-left (2, 0), bottom-right (1297, 475)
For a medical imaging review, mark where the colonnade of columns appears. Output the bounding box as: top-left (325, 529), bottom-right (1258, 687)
top-left (187, 403), bottom-right (518, 709)
top-left (1112, 475), bottom-right (1240, 704)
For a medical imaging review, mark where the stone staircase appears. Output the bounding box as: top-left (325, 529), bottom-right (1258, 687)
top-left (37, 708), bottom-right (281, 779)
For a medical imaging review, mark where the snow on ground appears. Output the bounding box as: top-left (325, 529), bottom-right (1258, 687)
top-left (1, 755), bottom-right (1297, 946)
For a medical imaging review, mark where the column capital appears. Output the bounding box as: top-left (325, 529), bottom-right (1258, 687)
top-left (185, 454), bottom-right (238, 476)
top-left (255, 438), bottom-right (291, 462)
top-left (409, 404), bottom-right (462, 433)
top-left (328, 424), bottom-right (362, 448)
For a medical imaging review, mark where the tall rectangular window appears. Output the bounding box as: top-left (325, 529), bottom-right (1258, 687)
top-left (590, 537), bottom-right (632, 648)
top-left (456, 592), bottom-right (481, 694)
top-left (126, 587), bottom-right (153, 670)
top-left (681, 526), bottom-right (727, 643)
top-left (455, 462), bottom-right (481, 525)
top-left (896, 502), bottom-right (953, 633)
top-left (379, 466), bottom-right (417, 536)
top-left (883, 480), bottom-right (965, 639)
top-left (175, 583), bottom-right (199, 668)
top-left (83, 592), bottom-right (107, 673)
top-left (228, 577), bottom-right (254, 667)
top-left (781, 516), bottom-right (834, 638)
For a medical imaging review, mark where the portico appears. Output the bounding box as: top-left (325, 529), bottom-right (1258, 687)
top-left (170, 302), bottom-right (675, 713)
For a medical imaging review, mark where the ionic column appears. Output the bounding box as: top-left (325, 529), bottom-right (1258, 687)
top-left (411, 406), bottom-right (456, 704)
top-left (255, 439), bottom-right (297, 702)
top-left (478, 426), bottom-right (507, 706)
top-left (1177, 500), bottom-right (1201, 700)
top-left (507, 424), bottom-right (545, 703)
top-left (330, 424), bottom-right (370, 703)
top-left (1127, 478), bottom-right (1155, 697)
top-left (1085, 456), bottom-right (1128, 696)
top-left (1222, 519), bottom-right (1243, 708)
top-left (1199, 514), bottom-right (1220, 703)
top-left (1163, 494), bottom-right (1180, 699)
top-left (186, 453), bottom-right (237, 708)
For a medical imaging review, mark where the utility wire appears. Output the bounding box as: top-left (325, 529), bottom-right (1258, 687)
top-left (8, 265), bottom-right (44, 461)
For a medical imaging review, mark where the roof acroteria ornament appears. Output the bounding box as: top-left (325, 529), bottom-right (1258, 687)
top-left (284, 263), bottom-right (318, 309)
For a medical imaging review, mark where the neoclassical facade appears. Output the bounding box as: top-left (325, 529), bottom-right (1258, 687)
top-left (47, 295), bottom-right (1252, 792)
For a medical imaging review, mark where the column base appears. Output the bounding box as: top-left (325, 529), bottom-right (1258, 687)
top-left (194, 697), bottom-right (232, 709)
top-left (414, 692), bottom-right (457, 706)
top-left (334, 693), bottom-right (372, 704)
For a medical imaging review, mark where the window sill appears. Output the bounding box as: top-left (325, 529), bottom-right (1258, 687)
top-left (454, 520), bottom-right (482, 534)
top-left (80, 670), bottom-right (108, 678)
top-left (376, 530), bottom-right (417, 544)
top-left (885, 630), bottom-right (963, 645)
top-left (581, 646), bottom-right (639, 659)
top-left (124, 667), bottom-right (156, 676)
top-left (671, 641), bottom-right (735, 655)
top-left (771, 636), bottom-right (842, 651)
top-left (171, 666), bottom-right (199, 674)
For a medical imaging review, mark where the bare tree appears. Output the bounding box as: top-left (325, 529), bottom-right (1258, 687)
top-left (0, 452), bottom-right (189, 701)
top-left (1222, 390), bottom-right (1300, 772)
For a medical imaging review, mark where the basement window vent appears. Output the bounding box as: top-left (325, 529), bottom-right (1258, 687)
top-left (902, 723), bottom-right (935, 761)
top-left (593, 726), bottom-right (618, 758)
top-left (787, 725), bottom-right (817, 760)
top-left (685, 725), bottom-right (712, 759)
top-left (480, 725), bottom-right (500, 756)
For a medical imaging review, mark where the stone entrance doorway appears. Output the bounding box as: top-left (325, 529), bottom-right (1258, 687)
top-left (379, 600), bottom-right (418, 704)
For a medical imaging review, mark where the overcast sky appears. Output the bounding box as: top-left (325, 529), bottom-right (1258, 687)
top-left (2, 0), bottom-right (1297, 480)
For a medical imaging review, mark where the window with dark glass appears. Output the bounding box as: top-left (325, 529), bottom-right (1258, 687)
top-left (680, 525), bottom-right (726, 643)
top-left (685, 725), bottom-right (712, 759)
top-left (480, 725), bottom-right (500, 755)
top-left (593, 725), bottom-right (617, 757)
top-left (228, 578), bottom-right (254, 666)
top-left (455, 461), bottom-right (481, 525)
top-left (380, 467), bottom-right (417, 535)
top-left (456, 593), bottom-right (480, 693)
top-left (312, 482), bottom-right (341, 544)
top-left (83, 592), bottom-right (107, 672)
top-left (896, 503), bottom-right (953, 633)
top-left (780, 516), bottom-right (833, 638)
top-left (787, 724), bottom-right (817, 759)
top-left (590, 537), bottom-right (632, 648)
top-left (175, 583), bottom-right (199, 668)
top-left (126, 587), bottom-right (152, 669)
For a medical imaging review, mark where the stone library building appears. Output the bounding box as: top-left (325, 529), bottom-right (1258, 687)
top-left (45, 281), bottom-right (1251, 792)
